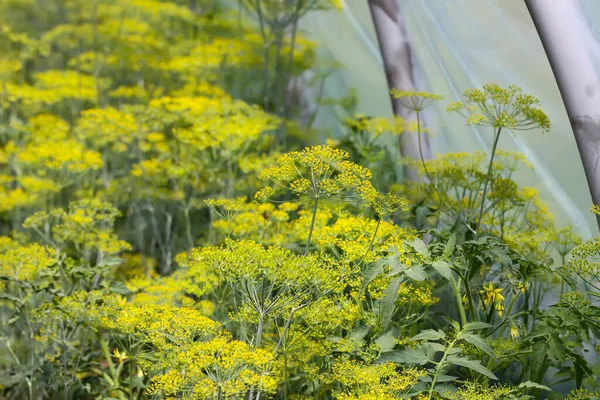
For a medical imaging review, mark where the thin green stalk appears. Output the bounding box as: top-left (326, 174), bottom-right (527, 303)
top-left (417, 111), bottom-right (433, 184)
top-left (417, 111), bottom-right (449, 210)
top-left (255, 312), bottom-right (265, 347)
top-left (183, 207), bottom-right (193, 249)
top-left (462, 275), bottom-right (478, 321)
top-left (304, 197), bottom-right (319, 255)
top-left (99, 336), bottom-right (126, 400)
top-left (428, 337), bottom-right (458, 400)
top-left (355, 217), bottom-right (381, 268)
top-left (255, 0), bottom-right (270, 110)
top-left (476, 127), bottom-right (502, 231)
top-left (450, 277), bottom-right (468, 327)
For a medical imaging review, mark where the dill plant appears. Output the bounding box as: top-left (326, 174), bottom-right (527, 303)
top-left (447, 84), bottom-right (551, 231)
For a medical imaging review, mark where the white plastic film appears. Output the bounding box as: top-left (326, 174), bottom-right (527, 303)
top-left (302, 0), bottom-right (599, 237)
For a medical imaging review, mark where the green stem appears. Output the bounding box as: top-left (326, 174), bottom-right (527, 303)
top-left (255, 0), bottom-right (270, 110)
top-left (304, 197), bottom-right (319, 255)
top-left (450, 277), bottom-right (468, 327)
top-left (99, 336), bottom-right (126, 400)
top-left (417, 111), bottom-right (433, 184)
top-left (428, 337), bottom-right (458, 400)
top-left (476, 127), bottom-right (502, 231)
top-left (183, 207), bottom-right (193, 249)
top-left (355, 217), bottom-right (381, 268)
top-left (417, 111), bottom-right (451, 212)
top-left (463, 275), bottom-right (478, 321)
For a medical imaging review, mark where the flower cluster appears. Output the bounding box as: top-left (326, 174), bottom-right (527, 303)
top-left (257, 145), bottom-right (378, 204)
top-left (447, 83), bottom-right (551, 131)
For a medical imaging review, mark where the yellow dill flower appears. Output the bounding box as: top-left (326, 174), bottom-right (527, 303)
top-left (0, 242), bottom-right (57, 281)
top-left (331, 360), bottom-right (425, 400)
top-left (23, 199), bottom-right (131, 257)
top-left (205, 197), bottom-right (248, 222)
top-left (448, 83), bottom-right (551, 131)
top-left (15, 138), bottom-right (102, 175)
top-left (76, 107), bottom-right (140, 151)
top-left (258, 145), bottom-right (377, 205)
top-left (390, 89), bottom-right (443, 111)
top-left (33, 70), bottom-right (106, 104)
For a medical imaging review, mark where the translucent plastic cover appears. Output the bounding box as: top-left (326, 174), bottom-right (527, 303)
top-left (302, 0), bottom-right (600, 237)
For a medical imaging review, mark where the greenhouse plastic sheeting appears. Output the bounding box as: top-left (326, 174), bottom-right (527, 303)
top-left (301, 0), bottom-right (600, 238)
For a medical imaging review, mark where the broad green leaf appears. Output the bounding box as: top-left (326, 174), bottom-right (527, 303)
top-left (517, 381), bottom-right (551, 391)
top-left (98, 257), bottom-right (124, 267)
top-left (548, 333), bottom-right (566, 363)
top-left (375, 347), bottom-right (430, 365)
top-left (348, 326), bottom-right (370, 342)
top-left (443, 233), bottom-right (456, 259)
top-left (110, 282), bottom-right (132, 295)
top-left (447, 347), bottom-right (462, 355)
top-left (569, 352), bottom-right (593, 389)
top-left (463, 322), bottom-right (493, 331)
top-left (0, 292), bottom-right (23, 304)
top-left (361, 260), bottom-right (384, 292)
top-left (381, 277), bottom-right (401, 330)
top-left (431, 260), bottom-right (453, 281)
top-left (408, 238), bottom-right (430, 259)
top-left (443, 317), bottom-right (461, 332)
top-left (406, 265), bottom-right (427, 281)
top-left (434, 384), bottom-right (458, 394)
top-left (0, 372), bottom-right (27, 387)
top-left (527, 324), bottom-right (553, 339)
top-left (447, 356), bottom-right (498, 380)
top-left (375, 330), bottom-right (397, 353)
top-left (460, 333), bottom-right (496, 359)
top-left (386, 263), bottom-right (408, 278)
top-left (530, 341), bottom-right (548, 382)
top-left (436, 374), bottom-right (458, 383)
top-left (409, 329), bottom-right (446, 342)
top-left (426, 342), bottom-right (446, 354)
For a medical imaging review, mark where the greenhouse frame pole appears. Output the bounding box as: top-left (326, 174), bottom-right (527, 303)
top-left (526, 0), bottom-right (600, 224)
top-left (367, 0), bottom-right (430, 181)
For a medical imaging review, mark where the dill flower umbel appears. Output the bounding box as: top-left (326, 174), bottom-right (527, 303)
top-left (447, 83), bottom-right (550, 131)
top-left (256, 145), bottom-right (377, 204)
top-left (390, 89), bottom-right (443, 112)
top-left (204, 197), bottom-right (248, 222)
top-left (331, 360), bottom-right (425, 400)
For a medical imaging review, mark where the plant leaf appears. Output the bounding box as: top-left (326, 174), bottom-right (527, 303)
top-left (380, 277), bottom-right (401, 330)
top-left (443, 233), bottom-right (456, 259)
top-left (361, 260), bottom-right (384, 292)
top-left (517, 381), bottom-right (551, 391)
top-left (460, 333), bottom-right (496, 359)
top-left (407, 238), bottom-right (430, 259)
top-left (530, 341), bottom-right (548, 382)
top-left (447, 355), bottom-right (498, 380)
top-left (463, 322), bottom-right (493, 331)
top-left (406, 265), bottom-right (427, 281)
top-left (431, 260), bottom-right (453, 281)
top-left (376, 347), bottom-right (430, 365)
top-left (409, 329), bottom-right (446, 342)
